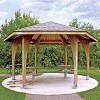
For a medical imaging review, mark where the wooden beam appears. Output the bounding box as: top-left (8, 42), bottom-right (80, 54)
top-left (39, 42), bottom-right (63, 45)
top-left (12, 37), bottom-right (22, 80)
top-left (68, 35), bottom-right (78, 88)
top-left (15, 31), bottom-right (87, 35)
top-left (77, 36), bottom-right (90, 80)
top-left (30, 40), bottom-right (63, 45)
top-left (22, 35), bottom-right (33, 88)
top-left (40, 40), bottom-right (62, 42)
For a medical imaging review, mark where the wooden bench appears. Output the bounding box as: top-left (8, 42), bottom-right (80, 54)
top-left (56, 65), bottom-right (73, 78)
top-left (67, 69), bottom-right (74, 73)
top-left (55, 68), bottom-right (67, 78)
top-left (26, 66), bottom-right (42, 81)
top-left (6, 64), bottom-right (21, 73)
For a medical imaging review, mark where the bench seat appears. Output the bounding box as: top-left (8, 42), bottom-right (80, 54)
top-left (55, 67), bottom-right (74, 78)
top-left (32, 73), bottom-right (42, 76)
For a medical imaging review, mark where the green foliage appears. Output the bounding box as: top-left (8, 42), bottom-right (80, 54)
top-left (69, 18), bottom-right (80, 28)
top-left (38, 45), bottom-right (64, 68)
top-left (27, 45), bottom-right (35, 66)
top-left (0, 10), bottom-right (39, 67)
top-left (1, 10), bottom-right (39, 40)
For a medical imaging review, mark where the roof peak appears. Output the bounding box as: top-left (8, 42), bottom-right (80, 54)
top-left (15, 21), bottom-right (85, 32)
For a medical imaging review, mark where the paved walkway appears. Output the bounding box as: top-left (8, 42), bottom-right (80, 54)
top-left (26, 93), bottom-right (83, 100)
top-left (0, 74), bottom-right (12, 77)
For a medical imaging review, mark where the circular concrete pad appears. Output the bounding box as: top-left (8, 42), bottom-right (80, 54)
top-left (2, 73), bottom-right (98, 95)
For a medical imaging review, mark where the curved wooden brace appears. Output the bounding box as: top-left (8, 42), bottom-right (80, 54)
top-left (68, 35), bottom-right (78, 88)
top-left (12, 37), bottom-right (22, 80)
top-left (22, 35), bottom-right (33, 88)
top-left (77, 36), bottom-right (90, 80)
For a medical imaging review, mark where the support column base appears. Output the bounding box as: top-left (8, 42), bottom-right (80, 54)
top-left (73, 84), bottom-right (77, 89)
top-left (64, 72), bottom-right (67, 78)
top-left (12, 76), bottom-right (15, 80)
top-left (22, 84), bottom-right (26, 89)
top-left (86, 76), bottom-right (89, 80)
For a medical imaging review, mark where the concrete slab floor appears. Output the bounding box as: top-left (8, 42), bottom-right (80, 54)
top-left (2, 73), bottom-right (98, 95)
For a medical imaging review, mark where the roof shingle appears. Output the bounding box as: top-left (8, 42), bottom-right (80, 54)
top-left (15, 21), bottom-right (85, 32)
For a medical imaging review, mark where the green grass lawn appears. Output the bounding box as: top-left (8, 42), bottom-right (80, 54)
top-left (0, 76), bottom-right (25, 100)
top-left (78, 69), bottom-right (100, 100)
top-left (0, 67), bottom-right (8, 74)
top-left (0, 67), bottom-right (100, 100)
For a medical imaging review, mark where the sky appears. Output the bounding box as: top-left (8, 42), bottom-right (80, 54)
top-left (0, 0), bottom-right (100, 29)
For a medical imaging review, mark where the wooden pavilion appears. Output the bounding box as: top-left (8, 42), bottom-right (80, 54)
top-left (4, 21), bottom-right (97, 88)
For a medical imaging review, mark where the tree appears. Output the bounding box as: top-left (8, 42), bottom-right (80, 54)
top-left (1, 10), bottom-right (39, 40)
top-left (39, 45), bottom-right (64, 68)
top-left (69, 19), bottom-right (100, 68)
top-left (0, 10), bottom-right (39, 67)
top-left (69, 19), bottom-right (80, 28)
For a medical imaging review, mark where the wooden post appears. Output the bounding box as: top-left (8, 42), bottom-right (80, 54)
top-left (12, 37), bottom-right (22, 80)
top-left (85, 44), bottom-right (90, 80)
top-left (12, 44), bottom-right (16, 80)
top-left (35, 43), bottom-right (38, 67)
top-left (22, 35), bottom-right (32, 88)
top-left (34, 35), bottom-right (41, 74)
top-left (34, 43), bottom-right (39, 74)
top-left (68, 35), bottom-right (78, 88)
top-left (64, 44), bottom-right (67, 65)
top-left (22, 37), bottom-right (26, 88)
top-left (78, 36), bottom-right (90, 80)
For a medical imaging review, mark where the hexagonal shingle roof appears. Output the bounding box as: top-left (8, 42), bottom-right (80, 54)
top-left (4, 21), bottom-right (97, 42)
